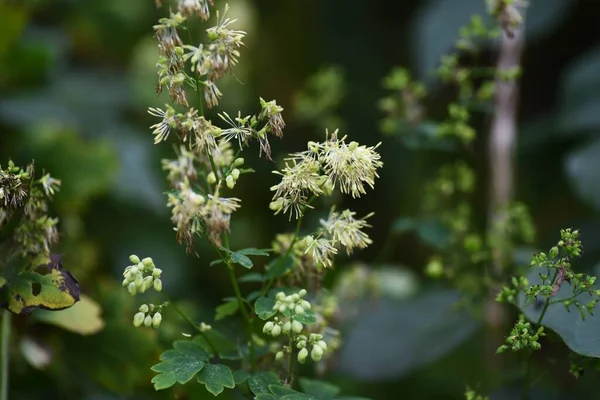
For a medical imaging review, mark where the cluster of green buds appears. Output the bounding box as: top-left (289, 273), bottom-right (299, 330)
top-left (262, 290), bottom-right (311, 338)
top-left (122, 255), bottom-right (163, 296)
top-left (207, 157), bottom-right (244, 189)
top-left (296, 333), bottom-right (328, 363)
top-left (496, 315), bottom-right (545, 354)
top-left (133, 303), bottom-right (165, 329)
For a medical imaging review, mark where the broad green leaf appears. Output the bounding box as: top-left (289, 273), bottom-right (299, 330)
top-left (256, 395), bottom-right (278, 400)
top-left (233, 370), bottom-right (250, 385)
top-left (565, 137), bottom-right (600, 211)
top-left (280, 394), bottom-right (316, 400)
top-left (2, 254), bottom-right (80, 315)
top-left (197, 363), bottom-right (235, 396)
top-left (215, 299), bottom-right (239, 321)
top-left (265, 256), bottom-right (294, 279)
top-left (339, 289), bottom-right (478, 380)
top-left (194, 330), bottom-right (241, 360)
top-left (298, 378), bottom-right (340, 400)
top-left (33, 294), bottom-right (104, 335)
top-left (231, 252), bottom-right (253, 269)
top-left (255, 296), bottom-right (276, 320)
top-left (269, 385), bottom-right (304, 397)
top-left (239, 273), bottom-right (265, 283)
top-left (238, 248), bottom-right (270, 256)
top-left (248, 371), bottom-right (282, 396)
top-left (150, 340), bottom-right (210, 390)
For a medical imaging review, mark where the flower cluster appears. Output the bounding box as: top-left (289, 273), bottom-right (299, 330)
top-left (133, 303), bottom-right (164, 329)
top-left (178, 0), bottom-right (212, 20)
top-left (496, 314), bottom-right (545, 354)
top-left (296, 333), bottom-right (328, 363)
top-left (122, 255), bottom-right (163, 296)
top-left (263, 290), bottom-right (312, 338)
top-left (270, 130), bottom-right (382, 219)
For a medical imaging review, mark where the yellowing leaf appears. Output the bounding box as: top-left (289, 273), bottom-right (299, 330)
top-left (33, 294), bottom-right (104, 335)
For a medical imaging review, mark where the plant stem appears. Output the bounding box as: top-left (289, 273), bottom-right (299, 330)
top-left (162, 293), bottom-right (218, 354)
top-left (287, 335), bottom-right (295, 384)
top-left (1, 310), bottom-right (10, 400)
top-left (521, 269), bottom-right (558, 400)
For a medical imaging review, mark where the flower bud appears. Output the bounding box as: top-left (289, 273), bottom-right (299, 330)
top-left (122, 278), bottom-right (129, 287)
top-left (549, 246), bottom-right (559, 259)
top-left (234, 157), bottom-right (244, 167)
top-left (152, 312), bottom-right (162, 329)
top-left (311, 344), bottom-right (324, 362)
top-left (300, 300), bottom-right (311, 310)
top-left (291, 294), bottom-right (300, 302)
top-left (226, 175), bottom-right (235, 189)
top-left (139, 304), bottom-right (149, 313)
top-left (142, 257), bottom-right (154, 268)
top-left (134, 274), bottom-right (144, 290)
top-left (128, 282), bottom-right (137, 296)
top-left (294, 305), bottom-right (305, 315)
top-left (129, 255), bottom-right (141, 264)
top-left (276, 292), bottom-right (286, 301)
top-left (282, 321), bottom-right (291, 334)
top-left (152, 268), bottom-right (162, 278)
top-left (278, 304), bottom-right (287, 313)
top-left (133, 312), bottom-right (145, 327)
top-left (316, 340), bottom-right (328, 351)
top-left (271, 324), bottom-right (282, 337)
top-left (298, 348), bottom-right (308, 364)
top-left (269, 199), bottom-right (283, 211)
top-left (292, 320), bottom-right (303, 334)
top-left (207, 172), bottom-right (217, 184)
top-left (275, 351), bottom-right (284, 361)
top-left (144, 315), bottom-right (152, 327)
top-left (298, 289), bottom-right (307, 298)
top-left (231, 169), bottom-right (240, 180)
top-left (143, 276), bottom-right (154, 291)
top-left (263, 321), bottom-right (274, 333)
top-left (153, 278), bottom-right (163, 292)
top-left (297, 340), bottom-right (306, 349)
top-left (129, 266), bottom-right (139, 275)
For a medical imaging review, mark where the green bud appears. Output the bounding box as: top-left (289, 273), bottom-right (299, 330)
top-left (154, 278), bottom-right (163, 292)
top-left (152, 268), bottom-right (162, 278)
top-left (152, 312), bottom-right (162, 329)
top-left (549, 246), bottom-right (559, 259)
top-left (298, 289), bottom-right (307, 298)
top-left (297, 340), bottom-right (307, 349)
top-left (129, 255), bottom-right (141, 264)
top-left (278, 304), bottom-right (287, 313)
top-left (207, 172), bottom-right (217, 184)
top-left (300, 300), bottom-right (311, 310)
top-left (128, 282), bottom-right (137, 296)
top-left (144, 315), bottom-right (152, 327)
top-left (129, 266), bottom-right (139, 275)
top-left (226, 175), bottom-right (235, 189)
top-left (133, 312), bottom-right (145, 327)
top-left (292, 320), bottom-right (303, 333)
top-left (294, 305), bottom-right (305, 315)
top-left (275, 292), bottom-right (285, 301)
top-left (142, 257), bottom-right (154, 268)
top-left (311, 344), bottom-right (324, 362)
top-left (143, 276), bottom-right (154, 291)
top-left (122, 278), bottom-right (129, 287)
top-left (134, 274), bottom-right (144, 290)
top-left (234, 157), bottom-right (244, 166)
top-left (275, 351), bottom-right (284, 361)
top-left (231, 169), bottom-right (240, 180)
top-left (298, 348), bottom-right (308, 364)
top-left (271, 324), bottom-right (282, 337)
top-left (317, 340), bottom-right (327, 351)
top-left (263, 321), bottom-right (274, 333)
top-left (139, 304), bottom-right (149, 313)
top-left (282, 321), bottom-right (291, 334)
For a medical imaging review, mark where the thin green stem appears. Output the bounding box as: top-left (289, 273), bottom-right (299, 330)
top-left (185, 21), bottom-right (205, 117)
top-left (1, 310), bottom-right (10, 400)
top-left (521, 269), bottom-right (559, 400)
top-left (162, 293), bottom-right (218, 355)
top-left (287, 335), bottom-right (295, 384)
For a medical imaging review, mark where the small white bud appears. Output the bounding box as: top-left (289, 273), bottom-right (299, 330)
top-left (152, 268), bottom-right (162, 278)
top-left (297, 340), bottom-right (307, 349)
top-left (317, 340), bottom-right (328, 351)
top-left (271, 324), bottom-right (281, 337)
top-left (292, 320), bottom-right (303, 334)
top-left (134, 274), bottom-right (144, 290)
top-left (311, 344), bottom-right (324, 362)
top-left (234, 157), bottom-right (244, 166)
top-left (122, 278), bottom-right (129, 287)
top-left (282, 321), bottom-right (291, 334)
top-left (275, 351), bottom-right (284, 361)
top-left (143, 315), bottom-right (152, 327)
top-left (298, 348), bottom-right (308, 364)
top-left (263, 321), bottom-right (274, 333)
top-left (142, 257), bottom-right (154, 268)
top-left (231, 168), bottom-right (240, 180)
top-left (139, 304), bottom-right (149, 313)
top-left (129, 255), bottom-right (141, 264)
top-left (129, 266), bottom-right (139, 275)
top-left (207, 172), bottom-right (217, 184)
top-left (153, 278), bottom-right (163, 292)
top-left (291, 294), bottom-right (300, 302)
top-left (143, 276), bottom-right (154, 291)
top-left (298, 289), bottom-right (307, 298)
top-left (276, 292), bottom-right (286, 301)
top-left (226, 175), bottom-right (235, 189)
top-left (278, 304), bottom-right (287, 313)
top-left (294, 305), bottom-right (305, 315)
top-left (152, 312), bottom-right (162, 329)
top-left (128, 282), bottom-right (137, 296)
top-left (300, 300), bottom-right (311, 310)
top-left (133, 312), bottom-right (145, 327)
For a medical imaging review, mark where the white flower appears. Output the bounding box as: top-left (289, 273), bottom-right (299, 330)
top-left (321, 208), bottom-right (373, 254)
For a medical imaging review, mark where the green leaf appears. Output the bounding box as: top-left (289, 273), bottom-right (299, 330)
top-left (566, 137), bottom-right (600, 211)
top-left (210, 259), bottom-right (224, 267)
top-left (248, 371), bottom-right (282, 396)
top-left (233, 370), bottom-right (250, 385)
top-left (237, 248), bottom-right (270, 256)
top-left (282, 308), bottom-right (317, 325)
top-left (33, 294), bottom-right (104, 335)
top-left (197, 363), bottom-right (235, 396)
top-left (256, 395), bottom-right (278, 400)
top-left (239, 273), bottom-right (265, 283)
top-left (214, 299), bottom-right (239, 321)
top-left (255, 296), bottom-right (277, 320)
top-left (298, 378), bottom-right (340, 400)
top-left (150, 340), bottom-right (210, 390)
top-left (270, 385), bottom-right (315, 399)
top-left (265, 256), bottom-right (294, 279)
top-left (339, 289), bottom-right (478, 380)
top-left (194, 330), bottom-right (241, 360)
top-left (231, 252), bottom-right (253, 269)
top-left (1, 254), bottom-right (80, 315)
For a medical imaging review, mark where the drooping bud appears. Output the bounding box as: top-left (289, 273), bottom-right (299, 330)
top-left (207, 172), bottom-right (217, 184)
top-left (154, 278), bottom-right (163, 292)
top-left (128, 282), bottom-right (137, 296)
top-left (292, 320), bottom-right (303, 334)
top-left (144, 315), bottom-right (153, 327)
top-left (129, 255), bottom-right (141, 264)
top-left (298, 348), bottom-right (308, 364)
top-left (311, 344), bottom-right (324, 362)
top-left (263, 321), bottom-right (274, 333)
top-left (139, 304), bottom-right (149, 313)
top-left (275, 351), bottom-right (284, 361)
top-left (271, 324), bottom-right (282, 337)
top-left (152, 312), bottom-right (163, 329)
top-left (282, 321), bottom-right (292, 334)
top-left (133, 312), bottom-right (145, 327)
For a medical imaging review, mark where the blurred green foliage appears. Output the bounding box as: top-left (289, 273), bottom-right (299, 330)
top-left (2, 0), bottom-right (600, 399)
